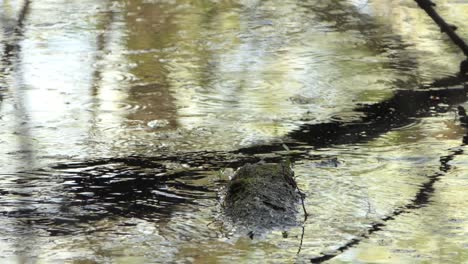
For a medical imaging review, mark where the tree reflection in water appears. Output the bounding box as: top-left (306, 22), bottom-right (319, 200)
top-left (1, 0), bottom-right (468, 263)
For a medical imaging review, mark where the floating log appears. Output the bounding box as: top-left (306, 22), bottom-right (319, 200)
top-left (223, 162), bottom-right (301, 237)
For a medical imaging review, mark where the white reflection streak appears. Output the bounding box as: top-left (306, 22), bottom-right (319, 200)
top-left (18, 0), bottom-right (128, 158)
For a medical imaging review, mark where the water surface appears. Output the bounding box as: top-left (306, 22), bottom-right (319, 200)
top-left (1, 0), bottom-right (468, 263)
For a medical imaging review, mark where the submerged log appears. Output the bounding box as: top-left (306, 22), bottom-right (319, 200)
top-left (223, 162), bottom-right (301, 236)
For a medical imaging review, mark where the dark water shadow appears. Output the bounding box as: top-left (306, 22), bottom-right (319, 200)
top-left (238, 85), bottom-right (468, 154)
top-left (1, 161), bottom-right (216, 236)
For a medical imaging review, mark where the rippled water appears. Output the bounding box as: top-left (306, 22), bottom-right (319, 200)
top-left (1, 0), bottom-right (468, 263)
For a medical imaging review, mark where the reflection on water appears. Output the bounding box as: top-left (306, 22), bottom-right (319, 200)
top-left (1, 0), bottom-right (468, 263)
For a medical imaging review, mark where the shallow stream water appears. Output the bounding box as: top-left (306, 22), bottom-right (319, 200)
top-left (1, 0), bottom-right (468, 263)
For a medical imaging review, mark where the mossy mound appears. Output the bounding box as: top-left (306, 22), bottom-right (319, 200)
top-left (223, 162), bottom-right (301, 235)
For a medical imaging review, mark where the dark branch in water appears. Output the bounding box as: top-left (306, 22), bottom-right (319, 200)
top-left (414, 0), bottom-right (468, 56)
top-left (310, 112), bottom-right (468, 263)
top-left (238, 86), bottom-right (468, 154)
top-left (307, 5), bottom-right (468, 258)
top-left (310, 151), bottom-right (464, 263)
top-left (413, 0), bottom-right (468, 75)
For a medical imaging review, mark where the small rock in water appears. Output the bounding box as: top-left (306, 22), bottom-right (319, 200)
top-left (147, 119), bottom-right (169, 129)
